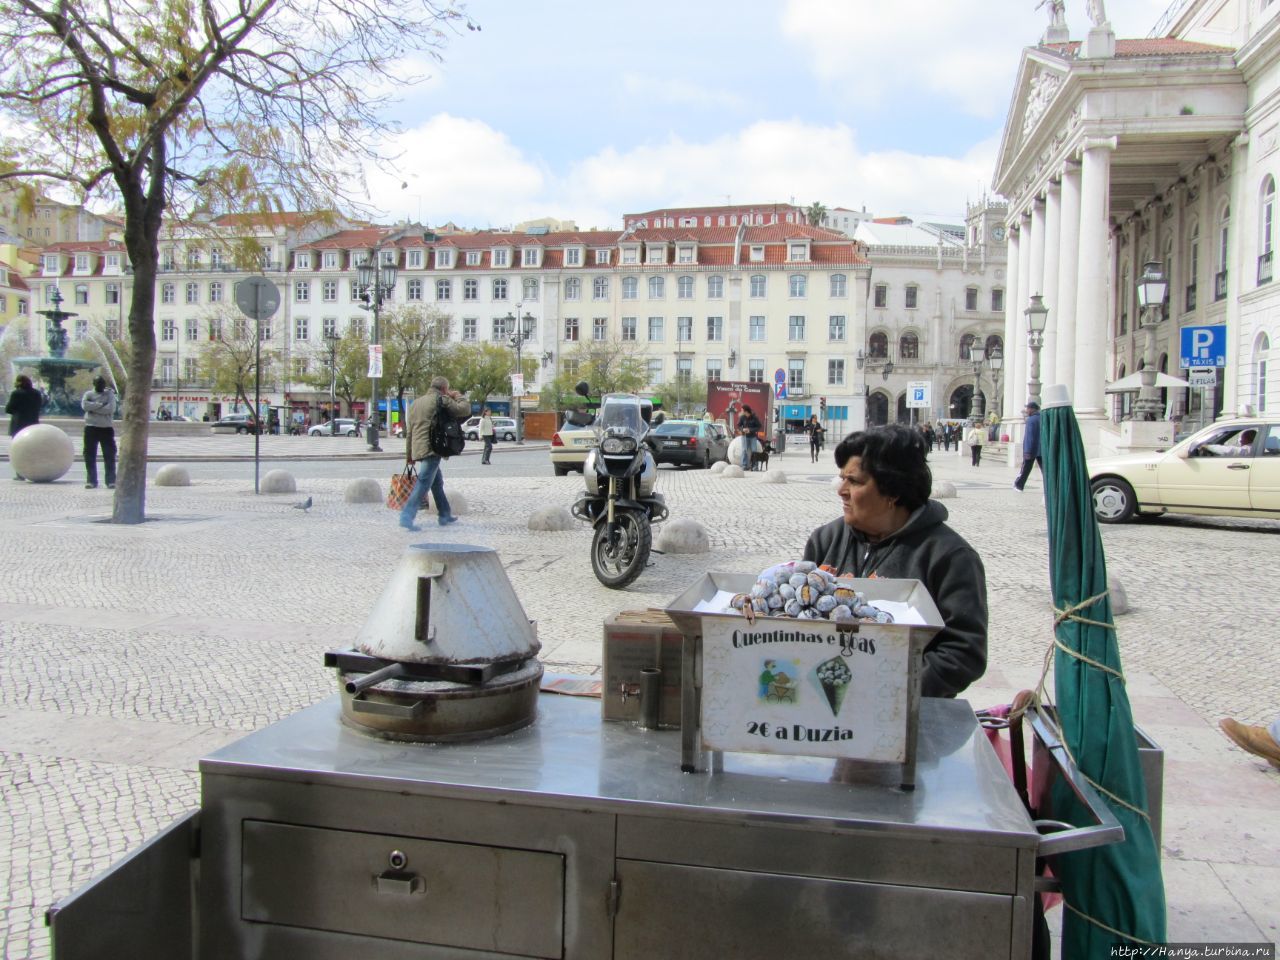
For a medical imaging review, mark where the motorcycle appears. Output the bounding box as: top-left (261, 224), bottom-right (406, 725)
top-left (570, 384), bottom-right (668, 588)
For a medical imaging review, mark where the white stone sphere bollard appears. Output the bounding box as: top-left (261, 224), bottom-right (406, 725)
top-left (260, 469), bottom-right (297, 494)
top-left (528, 506), bottom-right (575, 531)
top-left (655, 518), bottom-right (710, 554)
top-left (830, 475), bottom-right (843, 494)
top-left (153, 464), bottom-right (191, 487)
top-left (344, 477), bottom-right (382, 503)
top-left (10, 424), bottom-right (74, 482)
top-left (721, 465), bottom-right (746, 479)
top-left (1109, 576), bottom-right (1130, 616)
top-left (727, 436), bottom-right (744, 466)
top-left (709, 461), bottom-right (728, 475)
top-left (422, 489), bottom-right (469, 516)
top-left (761, 469), bottom-right (787, 484)
top-left (932, 480), bottom-right (957, 499)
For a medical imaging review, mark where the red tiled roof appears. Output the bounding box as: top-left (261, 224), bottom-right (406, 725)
top-left (38, 239), bottom-right (127, 253)
top-left (1043, 37), bottom-right (1234, 57)
top-left (743, 223), bottom-right (848, 242)
top-left (210, 211), bottom-right (331, 229)
top-left (297, 227), bottom-right (393, 251)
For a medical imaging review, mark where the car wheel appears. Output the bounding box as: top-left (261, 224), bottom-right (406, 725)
top-left (467, 432), bottom-right (478, 441)
top-left (346, 429), bottom-right (357, 437)
top-left (1091, 477), bottom-right (1136, 524)
top-left (503, 431), bottom-right (515, 441)
top-left (236, 426), bottom-right (248, 434)
top-left (553, 464), bottom-right (569, 477)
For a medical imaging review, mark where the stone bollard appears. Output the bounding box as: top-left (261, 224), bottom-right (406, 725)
top-left (9, 424), bottom-right (74, 482)
top-left (344, 478), bottom-right (382, 504)
top-left (260, 469), bottom-right (297, 494)
top-left (761, 470), bottom-right (787, 484)
top-left (528, 506), bottom-right (575, 531)
top-left (721, 465), bottom-right (745, 479)
top-left (655, 518), bottom-right (710, 554)
top-left (1109, 576), bottom-right (1130, 616)
top-left (709, 461), bottom-right (728, 475)
top-left (154, 464), bottom-right (191, 487)
top-left (932, 481), bottom-right (957, 499)
top-left (421, 489), bottom-right (469, 516)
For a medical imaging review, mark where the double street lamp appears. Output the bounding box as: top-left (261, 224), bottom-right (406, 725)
top-left (988, 348), bottom-right (1004, 419)
top-left (970, 343), bottom-right (987, 419)
top-left (503, 307), bottom-right (535, 444)
top-left (324, 332), bottom-right (340, 436)
top-left (354, 256), bottom-right (398, 451)
top-left (1134, 260), bottom-right (1168, 422)
top-left (1024, 294), bottom-right (1049, 408)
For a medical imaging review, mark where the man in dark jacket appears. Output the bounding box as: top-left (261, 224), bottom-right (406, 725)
top-left (6, 374), bottom-right (41, 481)
top-left (737, 404), bottom-right (763, 470)
top-left (801, 425), bottom-right (987, 699)
top-left (1013, 401), bottom-right (1042, 491)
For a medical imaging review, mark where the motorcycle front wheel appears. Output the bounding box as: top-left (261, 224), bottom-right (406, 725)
top-left (590, 509), bottom-right (651, 589)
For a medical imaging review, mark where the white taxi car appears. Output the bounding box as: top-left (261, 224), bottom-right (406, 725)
top-left (1089, 417), bottom-right (1280, 523)
top-left (549, 417), bottom-right (597, 476)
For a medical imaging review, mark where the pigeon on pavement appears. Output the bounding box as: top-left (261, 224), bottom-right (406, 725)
top-left (293, 496), bottom-right (313, 512)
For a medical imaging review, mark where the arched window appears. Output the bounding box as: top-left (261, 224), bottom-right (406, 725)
top-left (593, 276), bottom-right (609, 300)
top-left (1260, 176), bottom-right (1275, 285)
top-left (789, 274), bottom-right (807, 297)
top-left (648, 276), bottom-right (664, 299)
top-left (867, 392), bottom-right (889, 427)
top-left (899, 332), bottom-right (919, 360)
top-left (868, 331), bottom-right (889, 359)
top-left (985, 334), bottom-right (1004, 357)
top-left (959, 333), bottom-right (975, 360)
top-left (1216, 204), bottom-right (1230, 300)
top-left (830, 274), bottom-right (847, 297)
top-left (1255, 332), bottom-right (1271, 413)
top-left (1119, 265), bottom-right (1129, 335)
top-left (677, 275), bottom-right (694, 299)
top-left (1187, 222), bottom-right (1200, 310)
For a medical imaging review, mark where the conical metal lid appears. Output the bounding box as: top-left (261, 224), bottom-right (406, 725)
top-left (355, 543), bottom-right (540, 665)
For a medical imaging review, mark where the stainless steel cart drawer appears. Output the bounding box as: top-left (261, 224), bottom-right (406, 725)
top-left (241, 820), bottom-right (565, 958)
top-left (613, 859), bottom-right (1018, 960)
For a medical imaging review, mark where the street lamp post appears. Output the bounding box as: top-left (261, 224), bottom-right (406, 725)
top-left (354, 255), bottom-right (398, 451)
top-left (503, 306), bottom-right (535, 443)
top-left (325, 333), bottom-right (339, 436)
top-left (988, 348), bottom-right (1004, 421)
top-left (1134, 260), bottom-right (1168, 422)
top-left (1024, 294), bottom-right (1049, 408)
top-left (970, 343), bottom-right (986, 419)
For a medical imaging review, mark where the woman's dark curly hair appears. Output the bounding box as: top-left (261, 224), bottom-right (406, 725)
top-left (834, 424), bottom-right (932, 511)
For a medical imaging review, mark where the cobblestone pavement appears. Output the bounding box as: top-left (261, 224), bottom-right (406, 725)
top-left (0, 442), bottom-right (1277, 957)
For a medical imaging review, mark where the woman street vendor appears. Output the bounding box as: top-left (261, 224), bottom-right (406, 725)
top-left (802, 424), bottom-right (987, 699)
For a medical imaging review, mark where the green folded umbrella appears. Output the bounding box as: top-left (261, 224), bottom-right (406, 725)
top-left (1041, 391), bottom-right (1166, 956)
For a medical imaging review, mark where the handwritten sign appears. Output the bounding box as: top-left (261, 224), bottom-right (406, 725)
top-left (700, 617), bottom-right (911, 762)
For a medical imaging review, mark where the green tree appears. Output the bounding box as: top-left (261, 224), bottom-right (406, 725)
top-left (200, 315), bottom-right (280, 425)
top-left (381, 304), bottom-right (453, 415)
top-left (0, 0), bottom-right (472, 522)
top-left (449, 343), bottom-right (514, 408)
top-left (805, 201), bottom-right (829, 227)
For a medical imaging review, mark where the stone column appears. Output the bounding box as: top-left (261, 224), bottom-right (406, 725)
top-left (1042, 181), bottom-right (1062, 384)
top-left (1026, 198), bottom-right (1047, 406)
top-left (1055, 160), bottom-right (1082, 391)
top-left (1003, 222), bottom-right (1022, 424)
top-left (1074, 137), bottom-right (1117, 421)
top-left (1223, 134), bottom-right (1251, 415)
top-left (1015, 210), bottom-right (1033, 413)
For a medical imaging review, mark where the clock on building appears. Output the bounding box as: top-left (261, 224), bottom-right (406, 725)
top-left (991, 225), bottom-right (1007, 242)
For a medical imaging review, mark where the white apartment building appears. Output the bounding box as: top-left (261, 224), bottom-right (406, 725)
top-left (994, 0), bottom-right (1280, 452)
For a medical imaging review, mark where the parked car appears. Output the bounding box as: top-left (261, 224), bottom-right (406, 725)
top-left (211, 414), bottom-right (261, 435)
top-left (308, 418), bottom-right (361, 437)
top-left (646, 419), bottom-right (730, 468)
top-left (461, 416), bottom-right (518, 442)
top-left (550, 418), bottom-right (598, 476)
top-left (1089, 416), bottom-right (1280, 524)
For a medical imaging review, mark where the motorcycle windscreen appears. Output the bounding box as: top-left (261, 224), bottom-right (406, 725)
top-left (46, 811), bottom-right (198, 960)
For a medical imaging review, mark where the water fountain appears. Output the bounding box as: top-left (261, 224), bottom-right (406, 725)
top-left (12, 289), bottom-right (103, 416)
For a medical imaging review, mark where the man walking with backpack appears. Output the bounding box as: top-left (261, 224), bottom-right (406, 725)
top-left (400, 376), bottom-right (470, 531)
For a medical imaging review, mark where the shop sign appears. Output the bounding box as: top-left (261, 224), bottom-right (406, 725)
top-left (700, 617), bottom-right (910, 763)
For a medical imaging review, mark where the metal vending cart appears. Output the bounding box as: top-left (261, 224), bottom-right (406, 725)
top-left (48, 550), bottom-right (1124, 960)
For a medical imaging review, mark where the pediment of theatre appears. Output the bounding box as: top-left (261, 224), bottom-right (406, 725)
top-left (993, 49), bottom-right (1073, 196)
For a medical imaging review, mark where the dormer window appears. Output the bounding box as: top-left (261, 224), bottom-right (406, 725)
top-left (595, 249), bottom-right (611, 265)
top-left (492, 248), bottom-right (509, 268)
top-left (466, 250), bottom-right (481, 266)
top-left (676, 245), bottom-right (695, 264)
top-left (788, 242), bottom-right (809, 262)
top-left (646, 244), bottom-right (666, 265)
top-left (380, 249), bottom-right (397, 266)
top-left (749, 246), bottom-right (765, 262)
top-left (620, 246), bottom-right (639, 265)
top-left (522, 247), bottom-right (540, 267)
top-left (322, 250), bottom-right (338, 269)
top-left (187, 249), bottom-right (202, 269)
top-left (565, 247), bottom-right (582, 267)
top-left (42, 254), bottom-right (60, 274)
top-left (294, 252), bottom-right (312, 269)
top-left (74, 253), bottom-right (91, 273)
top-left (436, 248), bottom-right (454, 268)
top-left (211, 249), bottom-right (224, 268)
top-left (407, 249), bottom-right (423, 268)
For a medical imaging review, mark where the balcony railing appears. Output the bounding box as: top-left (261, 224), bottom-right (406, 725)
top-left (786, 381), bottom-right (810, 398)
top-left (1185, 284), bottom-right (1197, 311)
top-left (1259, 251), bottom-right (1273, 285)
top-left (1214, 270), bottom-right (1228, 301)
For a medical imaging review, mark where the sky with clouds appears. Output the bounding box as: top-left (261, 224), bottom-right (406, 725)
top-left (365, 0), bottom-right (1174, 230)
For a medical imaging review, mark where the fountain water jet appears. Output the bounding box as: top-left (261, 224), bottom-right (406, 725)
top-left (12, 289), bottom-right (103, 416)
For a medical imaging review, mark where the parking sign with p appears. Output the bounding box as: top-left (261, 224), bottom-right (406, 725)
top-left (1180, 325), bottom-right (1226, 369)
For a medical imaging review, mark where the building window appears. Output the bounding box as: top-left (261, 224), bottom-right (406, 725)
top-left (868, 331), bottom-right (888, 358)
top-left (74, 318), bottom-right (88, 340)
top-left (565, 247), bottom-right (582, 266)
top-left (900, 333), bottom-right (920, 360)
top-left (260, 321), bottom-right (273, 341)
top-left (647, 359), bottom-right (664, 385)
top-left (492, 248), bottom-right (509, 268)
top-left (676, 357), bottom-right (693, 384)
top-left (348, 317), bottom-right (365, 339)
top-left (830, 274), bottom-right (847, 297)
top-left (750, 275), bottom-right (766, 298)
top-left (828, 315), bottom-right (846, 341)
top-left (789, 243), bottom-right (807, 261)
top-left (706, 359), bottom-right (722, 381)
top-left (323, 317), bottom-right (337, 339)
top-left (591, 317), bottom-right (608, 341)
top-left (595, 249), bottom-right (611, 265)
top-left (295, 317), bottom-right (310, 341)
top-left (74, 283), bottom-right (89, 305)
top-left (105, 283), bottom-right (120, 305)
top-left (965, 287), bottom-right (978, 311)
top-left (563, 277), bottom-right (580, 301)
top-left (874, 284), bottom-right (887, 308)
top-left (677, 275), bottom-right (694, 299)
top-left (707, 275), bottom-right (724, 298)
top-left (492, 278), bottom-right (507, 300)
top-left (621, 316), bottom-right (637, 341)
top-left (748, 359), bottom-right (765, 383)
top-left (647, 245), bottom-right (666, 265)
top-left (185, 318), bottom-right (199, 341)
top-left (288, 280), bottom-right (307, 304)
top-left (789, 275), bottom-right (807, 297)
top-left (676, 316), bottom-right (693, 342)
top-left (161, 283), bottom-right (175, 304)
top-left (622, 277), bottom-right (638, 300)
top-left (706, 316), bottom-right (723, 341)
top-left (463, 279), bottom-right (478, 300)
top-left (959, 333), bottom-right (975, 360)
top-left (905, 285), bottom-right (918, 309)
top-left (491, 317), bottom-right (508, 342)
top-left (184, 358), bottom-right (199, 381)
top-left (621, 246), bottom-right (639, 265)
top-left (828, 358), bottom-right (845, 386)
top-left (462, 317), bottom-right (477, 341)
top-left (161, 357), bottom-right (175, 383)
top-left (992, 288), bottom-right (1005, 312)
top-left (437, 279), bottom-right (452, 301)
top-left (788, 315), bottom-right (806, 341)
top-left (161, 318), bottom-right (176, 342)
top-left (592, 276), bottom-right (609, 300)
top-left (1257, 335), bottom-right (1270, 413)
top-left (320, 280), bottom-right (336, 302)
top-left (1217, 204), bottom-right (1230, 300)
top-left (74, 253), bottom-right (91, 273)
top-left (208, 281), bottom-right (223, 303)
top-left (407, 249), bottom-right (423, 268)
top-left (677, 245), bottom-right (695, 264)
top-left (400, 278), bottom-right (419, 301)
top-left (437, 249), bottom-right (454, 268)
top-left (749, 315), bottom-right (766, 341)
top-left (788, 359), bottom-right (804, 391)
top-left (648, 316), bottom-right (664, 342)
top-left (750, 245), bottom-right (764, 262)
top-left (464, 251), bottom-right (481, 267)
top-left (564, 317), bottom-right (580, 341)
top-left (648, 276), bottom-right (665, 299)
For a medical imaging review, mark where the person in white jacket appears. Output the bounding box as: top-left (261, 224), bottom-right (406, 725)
top-left (81, 376), bottom-right (117, 489)
top-left (964, 420), bottom-right (986, 467)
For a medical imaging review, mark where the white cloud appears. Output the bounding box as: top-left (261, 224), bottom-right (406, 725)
top-left (620, 72), bottom-right (746, 111)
